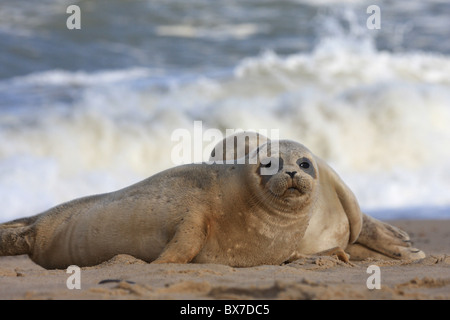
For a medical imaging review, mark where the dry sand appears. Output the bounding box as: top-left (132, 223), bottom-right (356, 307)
top-left (0, 219), bottom-right (449, 300)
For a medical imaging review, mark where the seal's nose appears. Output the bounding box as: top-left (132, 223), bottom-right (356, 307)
top-left (286, 171), bottom-right (297, 179)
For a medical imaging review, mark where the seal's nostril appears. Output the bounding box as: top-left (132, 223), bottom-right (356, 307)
top-left (286, 171), bottom-right (297, 178)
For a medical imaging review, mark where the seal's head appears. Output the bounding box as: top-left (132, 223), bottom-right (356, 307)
top-left (209, 131), bottom-right (268, 163)
top-left (247, 140), bottom-right (318, 213)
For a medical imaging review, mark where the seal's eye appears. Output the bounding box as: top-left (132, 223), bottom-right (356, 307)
top-left (299, 162), bottom-right (310, 169)
top-left (297, 158), bottom-right (312, 170)
top-left (296, 158), bottom-right (316, 178)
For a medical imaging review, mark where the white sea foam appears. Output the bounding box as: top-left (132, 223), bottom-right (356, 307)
top-left (12, 68), bottom-right (153, 86)
top-left (155, 23), bottom-right (264, 40)
top-left (1, 36), bottom-right (450, 222)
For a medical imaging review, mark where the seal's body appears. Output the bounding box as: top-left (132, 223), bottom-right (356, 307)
top-left (0, 138), bottom-right (425, 269)
top-left (1, 141), bottom-right (320, 269)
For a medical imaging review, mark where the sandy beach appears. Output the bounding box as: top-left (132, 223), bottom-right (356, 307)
top-left (0, 219), bottom-right (448, 301)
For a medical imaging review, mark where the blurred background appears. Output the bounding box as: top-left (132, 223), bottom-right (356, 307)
top-left (1, 0), bottom-right (449, 222)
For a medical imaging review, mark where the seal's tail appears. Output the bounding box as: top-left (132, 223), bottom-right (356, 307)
top-left (0, 216), bottom-right (38, 256)
top-left (0, 215), bottom-right (39, 229)
top-left (0, 225), bottom-right (34, 256)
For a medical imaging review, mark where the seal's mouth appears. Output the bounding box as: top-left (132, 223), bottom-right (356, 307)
top-left (284, 187), bottom-right (301, 197)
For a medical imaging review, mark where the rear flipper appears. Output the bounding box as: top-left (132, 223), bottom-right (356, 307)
top-left (0, 225), bottom-right (35, 256)
top-left (347, 214), bottom-right (425, 260)
top-left (0, 215), bottom-right (40, 229)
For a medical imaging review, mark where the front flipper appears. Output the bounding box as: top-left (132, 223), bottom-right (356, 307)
top-left (315, 247), bottom-right (350, 263)
top-left (349, 214), bottom-right (425, 260)
top-left (152, 214), bottom-right (209, 264)
top-left (287, 246), bottom-right (350, 264)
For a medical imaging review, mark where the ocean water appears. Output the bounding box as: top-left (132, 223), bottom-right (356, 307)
top-left (1, 0), bottom-right (449, 222)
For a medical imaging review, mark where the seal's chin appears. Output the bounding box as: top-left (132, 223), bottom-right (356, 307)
top-left (284, 187), bottom-right (301, 197)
